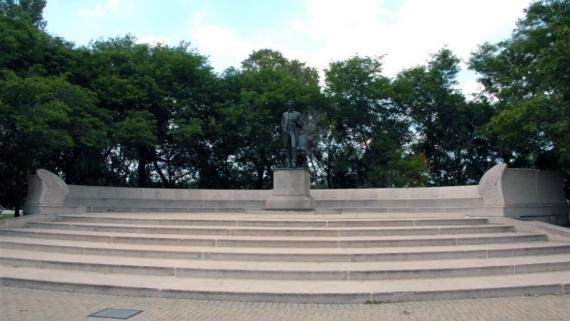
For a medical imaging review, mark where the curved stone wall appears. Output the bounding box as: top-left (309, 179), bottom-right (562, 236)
top-left (478, 164), bottom-right (569, 224)
top-left (23, 165), bottom-right (569, 224)
top-left (23, 169), bottom-right (69, 214)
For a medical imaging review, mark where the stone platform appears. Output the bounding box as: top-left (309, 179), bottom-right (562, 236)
top-left (4, 164), bottom-right (569, 303)
top-left (1, 211), bottom-right (570, 303)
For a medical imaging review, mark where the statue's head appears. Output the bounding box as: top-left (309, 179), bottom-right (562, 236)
top-left (286, 100), bottom-right (295, 111)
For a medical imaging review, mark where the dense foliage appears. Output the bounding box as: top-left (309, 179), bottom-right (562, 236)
top-left (470, 0), bottom-right (570, 176)
top-left (1, 0), bottom-right (568, 215)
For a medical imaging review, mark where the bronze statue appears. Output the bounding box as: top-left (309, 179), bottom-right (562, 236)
top-left (281, 100), bottom-right (303, 167)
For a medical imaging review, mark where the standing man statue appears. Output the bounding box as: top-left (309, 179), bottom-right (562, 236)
top-left (281, 100), bottom-right (303, 167)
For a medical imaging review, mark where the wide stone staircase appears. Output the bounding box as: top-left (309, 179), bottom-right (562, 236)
top-left (1, 212), bottom-right (570, 303)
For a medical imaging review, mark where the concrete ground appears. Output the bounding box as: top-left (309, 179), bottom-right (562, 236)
top-left (1, 286), bottom-right (569, 321)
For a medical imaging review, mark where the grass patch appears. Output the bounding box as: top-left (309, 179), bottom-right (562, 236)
top-left (0, 210), bottom-right (16, 221)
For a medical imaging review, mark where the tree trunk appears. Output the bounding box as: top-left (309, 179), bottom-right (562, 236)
top-left (255, 163), bottom-right (264, 189)
top-left (153, 159), bottom-right (169, 187)
top-left (138, 158), bottom-right (148, 187)
top-left (326, 144), bottom-right (333, 189)
top-left (63, 148), bottom-right (80, 184)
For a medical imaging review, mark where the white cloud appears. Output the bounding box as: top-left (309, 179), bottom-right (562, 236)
top-left (78, 7), bottom-right (105, 17)
top-left (186, 0), bottom-right (532, 92)
top-left (298, 0), bottom-right (531, 76)
top-left (107, 0), bottom-right (121, 12)
top-left (186, 10), bottom-right (302, 72)
top-left (462, 78), bottom-right (485, 101)
top-left (381, 0), bottom-right (531, 73)
top-left (79, 0), bottom-right (122, 17)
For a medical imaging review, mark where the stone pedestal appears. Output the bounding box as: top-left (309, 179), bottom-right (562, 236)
top-left (265, 169), bottom-right (315, 210)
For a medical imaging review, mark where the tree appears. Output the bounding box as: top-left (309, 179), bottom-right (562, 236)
top-left (0, 12), bottom-right (75, 78)
top-left (85, 37), bottom-right (218, 188)
top-left (470, 0), bottom-right (570, 192)
top-left (0, 2), bottom-right (110, 214)
top-left (393, 49), bottom-right (495, 185)
top-left (0, 0), bottom-right (47, 29)
top-left (146, 43), bottom-right (219, 188)
top-left (323, 55), bottom-right (426, 188)
top-left (0, 75), bottom-right (108, 215)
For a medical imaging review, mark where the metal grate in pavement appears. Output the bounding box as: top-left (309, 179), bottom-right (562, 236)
top-left (89, 308), bottom-right (143, 319)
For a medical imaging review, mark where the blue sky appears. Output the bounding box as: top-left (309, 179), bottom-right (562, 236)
top-left (43, 0), bottom-right (533, 96)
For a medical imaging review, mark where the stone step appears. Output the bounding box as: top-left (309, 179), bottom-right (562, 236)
top-left (27, 221), bottom-right (514, 237)
top-left (1, 266), bottom-right (568, 303)
top-left (2, 236), bottom-right (568, 262)
top-left (2, 211), bottom-right (569, 303)
top-left (2, 249), bottom-right (570, 281)
top-left (55, 214), bottom-right (489, 227)
top-left (0, 228), bottom-right (548, 248)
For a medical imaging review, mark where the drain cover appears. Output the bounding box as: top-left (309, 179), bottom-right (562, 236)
top-left (89, 308), bottom-right (142, 319)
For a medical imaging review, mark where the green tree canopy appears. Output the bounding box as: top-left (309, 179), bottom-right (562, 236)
top-left (0, 0), bottom-right (46, 29)
top-left (393, 49), bottom-right (495, 185)
top-left (470, 0), bottom-right (570, 185)
top-left (0, 75), bottom-right (108, 213)
top-left (323, 55), bottom-right (428, 188)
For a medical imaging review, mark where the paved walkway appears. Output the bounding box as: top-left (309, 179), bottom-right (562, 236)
top-left (1, 286), bottom-right (570, 321)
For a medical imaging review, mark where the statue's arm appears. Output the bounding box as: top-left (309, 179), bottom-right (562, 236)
top-left (295, 112), bottom-right (303, 128)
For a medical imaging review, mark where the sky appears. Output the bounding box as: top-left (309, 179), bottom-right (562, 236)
top-left (43, 0), bottom-right (533, 97)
